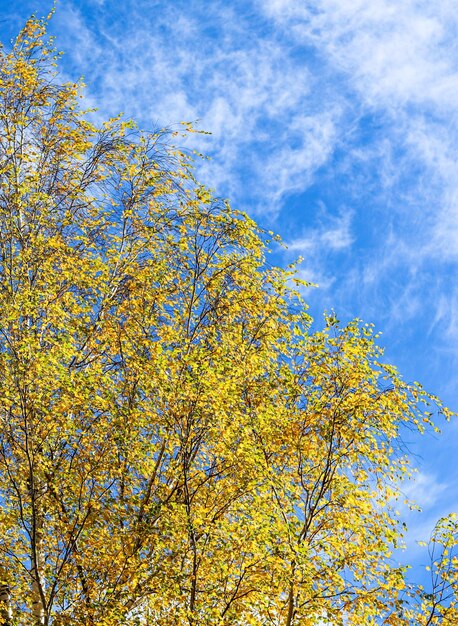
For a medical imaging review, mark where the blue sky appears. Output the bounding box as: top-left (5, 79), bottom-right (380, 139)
top-left (2, 0), bottom-right (458, 584)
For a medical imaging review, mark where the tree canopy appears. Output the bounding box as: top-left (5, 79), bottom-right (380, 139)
top-left (0, 15), bottom-right (456, 626)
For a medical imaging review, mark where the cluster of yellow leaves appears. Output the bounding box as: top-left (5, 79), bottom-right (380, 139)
top-left (0, 14), bottom-right (454, 626)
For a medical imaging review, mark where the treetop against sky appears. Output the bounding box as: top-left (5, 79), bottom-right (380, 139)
top-left (0, 4), bottom-right (457, 625)
top-left (23, 0), bottom-right (456, 566)
top-left (3, 3), bottom-right (454, 379)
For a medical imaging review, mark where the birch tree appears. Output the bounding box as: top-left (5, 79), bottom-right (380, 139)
top-left (0, 15), bottom-right (455, 626)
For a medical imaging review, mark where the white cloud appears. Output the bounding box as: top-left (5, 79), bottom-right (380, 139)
top-left (262, 0), bottom-right (458, 252)
top-left (287, 209), bottom-right (354, 254)
top-left (251, 112), bottom-right (339, 212)
top-left (47, 1), bottom-right (345, 215)
top-left (263, 0), bottom-right (458, 105)
top-left (283, 209), bottom-right (353, 293)
top-left (396, 469), bottom-right (458, 568)
top-left (430, 290), bottom-right (458, 342)
top-left (401, 471), bottom-right (447, 512)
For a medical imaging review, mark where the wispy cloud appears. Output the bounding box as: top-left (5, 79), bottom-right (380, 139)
top-left (45, 0), bottom-right (344, 214)
top-left (287, 209), bottom-right (354, 254)
top-left (262, 0), bottom-right (458, 251)
top-left (262, 0), bottom-right (458, 110)
top-left (282, 208), bottom-right (354, 291)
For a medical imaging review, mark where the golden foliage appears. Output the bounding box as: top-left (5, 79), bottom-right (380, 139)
top-left (0, 15), bottom-right (454, 626)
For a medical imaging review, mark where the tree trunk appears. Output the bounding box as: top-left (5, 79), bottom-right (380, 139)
top-left (30, 480), bottom-right (46, 626)
top-left (32, 514), bottom-right (45, 625)
top-left (0, 566), bottom-right (12, 626)
top-left (285, 560), bottom-right (296, 626)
